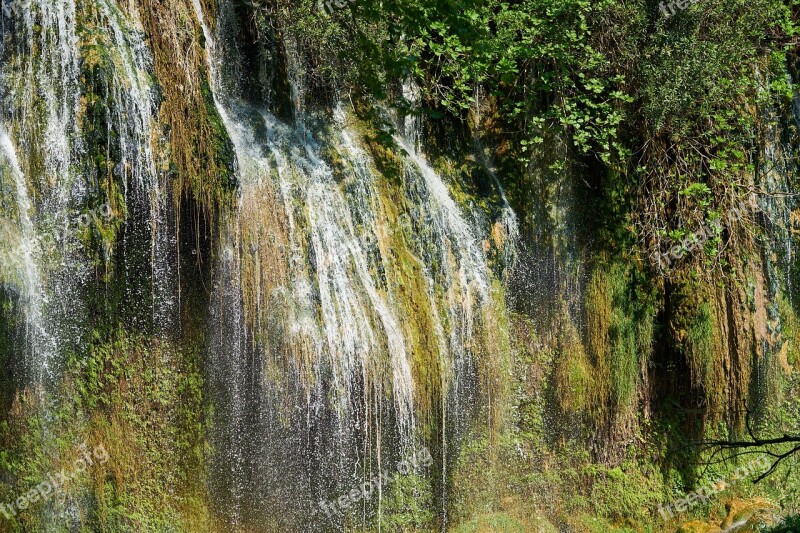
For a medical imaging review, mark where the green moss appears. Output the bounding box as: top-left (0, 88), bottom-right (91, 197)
top-left (0, 327), bottom-right (212, 531)
top-left (453, 512), bottom-right (536, 533)
top-left (199, 71), bottom-right (237, 193)
top-left (585, 461), bottom-right (663, 525)
top-left (685, 302), bottom-right (716, 392)
top-left (555, 326), bottom-right (592, 415)
top-left (376, 473), bottom-right (435, 531)
top-left (364, 129), bottom-right (404, 185)
top-left (778, 296), bottom-right (799, 369)
top-left (578, 261), bottom-right (655, 423)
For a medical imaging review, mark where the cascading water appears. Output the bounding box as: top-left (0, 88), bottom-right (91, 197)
top-left (1, 0), bottom-right (516, 529)
top-left (94, 0), bottom-right (177, 333)
top-left (0, 0), bottom-right (84, 387)
top-left (190, 2), bottom-right (514, 529)
top-left (3, 1), bottom-right (800, 531)
top-left (191, 1), bottom-right (267, 522)
top-left (0, 0), bottom-right (173, 381)
top-left (0, 126), bottom-right (58, 385)
top-left (193, 1), bottom-right (418, 522)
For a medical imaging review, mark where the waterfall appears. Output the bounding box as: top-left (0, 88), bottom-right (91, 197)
top-left (193, 0), bottom-right (419, 518)
top-left (0, 0), bottom-right (83, 386)
top-left (191, 1), bottom-right (268, 523)
top-left (95, 0), bottom-right (177, 333)
top-left (1, 0), bottom-right (517, 528)
top-left (0, 126), bottom-right (58, 385)
top-left (188, 2), bottom-right (512, 528)
top-left (3, 1), bottom-right (800, 531)
top-left (0, 0), bottom-right (175, 371)
top-left (393, 131), bottom-right (492, 525)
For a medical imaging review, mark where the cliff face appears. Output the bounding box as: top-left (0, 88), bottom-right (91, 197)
top-left (0, 0), bottom-right (798, 531)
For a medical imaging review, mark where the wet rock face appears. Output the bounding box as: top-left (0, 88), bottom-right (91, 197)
top-left (2, 0), bottom-right (800, 531)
